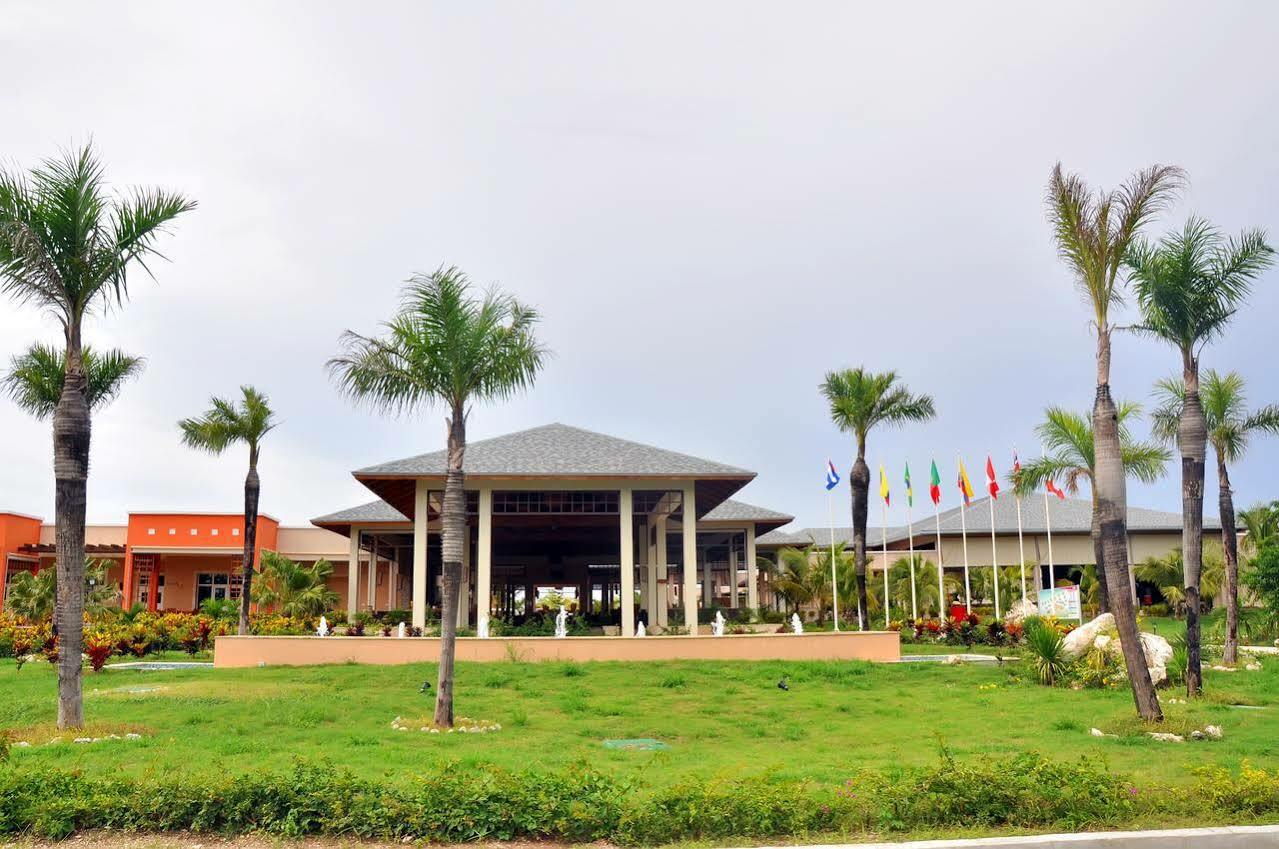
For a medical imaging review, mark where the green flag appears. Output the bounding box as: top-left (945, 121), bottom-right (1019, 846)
top-left (929, 459), bottom-right (942, 505)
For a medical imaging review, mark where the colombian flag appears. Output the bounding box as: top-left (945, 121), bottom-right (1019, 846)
top-left (879, 464), bottom-right (890, 506)
top-left (957, 460), bottom-right (975, 506)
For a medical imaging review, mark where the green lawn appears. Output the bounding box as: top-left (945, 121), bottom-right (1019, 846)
top-left (3, 654), bottom-right (1276, 792)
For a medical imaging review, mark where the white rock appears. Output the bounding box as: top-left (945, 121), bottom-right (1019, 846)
top-left (1089, 727), bottom-right (1106, 737)
top-left (1204, 725), bottom-right (1223, 739)
top-left (15, 741), bottom-right (30, 748)
top-left (1147, 732), bottom-right (1185, 743)
top-left (1062, 613), bottom-right (1115, 659)
top-left (125, 733), bottom-right (141, 740)
top-left (1093, 634), bottom-right (1112, 651)
top-left (1246, 662), bottom-right (1262, 671)
top-left (1210, 664), bottom-right (1237, 672)
top-left (1005, 598), bottom-right (1038, 624)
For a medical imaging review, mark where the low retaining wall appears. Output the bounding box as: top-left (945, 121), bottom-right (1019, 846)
top-left (213, 630), bottom-right (900, 668)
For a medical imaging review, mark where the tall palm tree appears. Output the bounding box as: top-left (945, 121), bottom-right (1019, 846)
top-left (0, 144), bottom-right (194, 729)
top-left (820, 368), bottom-right (935, 630)
top-left (1239, 502), bottom-right (1279, 558)
top-left (1044, 162), bottom-right (1182, 722)
top-left (887, 556), bottom-right (958, 619)
top-left (1152, 371), bottom-right (1279, 663)
top-left (773, 546), bottom-right (819, 613)
top-left (5, 344), bottom-right (144, 416)
top-left (1128, 220), bottom-right (1274, 693)
top-left (328, 266), bottom-right (548, 727)
top-left (179, 387), bottom-right (277, 636)
top-left (1014, 404), bottom-right (1169, 612)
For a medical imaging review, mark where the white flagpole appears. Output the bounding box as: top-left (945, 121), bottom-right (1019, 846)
top-left (1016, 492), bottom-right (1027, 606)
top-left (907, 499), bottom-right (918, 621)
top-left (1045, 486), bottom-right (1056, 591)
top-left (935, 497), bottom-right (945, 619)
top-left (828, 490), bottom-right (840, 632)
top-left (988, 491), bottom-right (1001, 620)
top-left (959, 459), bottom-right (972, 614)
top-left (882, 496), bottom-right (890, 630)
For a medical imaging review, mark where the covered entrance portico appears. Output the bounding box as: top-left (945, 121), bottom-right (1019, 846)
top-left (313, 424), bottom-right (793, 636)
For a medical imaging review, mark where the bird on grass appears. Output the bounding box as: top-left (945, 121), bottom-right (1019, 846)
top-left (777, 676), bottom-right (789, 691)
top-left (419, 681), bottom-right (431, 694)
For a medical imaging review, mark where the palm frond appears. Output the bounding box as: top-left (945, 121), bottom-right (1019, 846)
top-left (4, 343), bottom-right (143, 420)
top-left (820, 367), bottom-right (935, 452)
top-left (178, 385), bottom-right (275, 455)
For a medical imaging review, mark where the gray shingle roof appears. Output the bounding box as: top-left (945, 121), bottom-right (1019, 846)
top-left (314, 495), bottom-right (792, 530)
top-left (356, 423), bottom-right (754, 479)
top-left (756, 496), bottom-right (1219, 548)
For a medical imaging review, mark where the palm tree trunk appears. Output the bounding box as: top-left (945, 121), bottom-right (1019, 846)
top-left (53, 326), bottom-right (90, 730)
top-left (433, 407), bottom-right (467, 728)
top-left (1089, 503), bottom-right (1111, 613)
top-left (238, 448), bottom-right (260, 636)
top-left (1179, 358), bottom-right (1207, 696)
top-left (1218, 457), bottom-right (1240, 665)
top-left (1093, 328), bottom-right (1162, 722)
top-left (849, 454), bottom-right (870, 631)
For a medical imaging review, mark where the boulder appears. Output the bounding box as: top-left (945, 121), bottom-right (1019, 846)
top-left (1005, 598), bottom-right (1038, 624)
top-left (1061, 613), bottom-right (1115, 659)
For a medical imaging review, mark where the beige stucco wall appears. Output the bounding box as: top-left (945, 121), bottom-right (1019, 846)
top-left (275, 526), bottom-right (350, 559)
top-left (214, 630), bottom-right (901, 668)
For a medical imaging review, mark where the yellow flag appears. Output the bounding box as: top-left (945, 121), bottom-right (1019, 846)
top-left (879, 464), bottom-right (890, 506)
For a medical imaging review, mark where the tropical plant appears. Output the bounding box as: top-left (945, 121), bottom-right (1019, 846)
top-left (198, 597), bottom-right (239, 621)
top-left (1245, 545), bottom-right (1279, 630)
top-left (1013, 404), bottom-right (1169, 612)
top-left (1134, 544), bottom-right (1226, 618)
top-left (820, 368), bottom-right (935, 630)
top-left (4, 560), bottom-right (117, 622)
top-left (1128, 218), bottom-right (1275, 692)
top-left (1024, 619), bottom-right (1069, 686)
top-left (971, 564), bottom-right (1025, 618)
top-left (328, 266), bottom-right (548, 727)
top-left (1240, 502), bottom-right (1279, 559)
top-left (1152, 372), bottom-right (1279, 664)
top-left (0, 144), bottom-right (194, 728)
top-left (1044, 161), bottom-right (1182, 721)
top-left (4, 343), bottom-right (144, 416)
top-left (179, 386), bottom-right (277, 636)
top-left (251, 551), bottom-right (339, 618)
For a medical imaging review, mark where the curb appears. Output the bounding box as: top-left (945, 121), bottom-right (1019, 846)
top-left (750, 825), bottom-right (1279, 848)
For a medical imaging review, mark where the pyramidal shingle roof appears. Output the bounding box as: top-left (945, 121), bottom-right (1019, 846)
top-left (757, 496), bottom-right (1218, 547)
top-left (355, 423), bottom-right (754, 479)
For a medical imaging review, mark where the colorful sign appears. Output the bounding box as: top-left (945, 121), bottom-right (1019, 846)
top-left (1038, 586), bottom-right (1082, 621)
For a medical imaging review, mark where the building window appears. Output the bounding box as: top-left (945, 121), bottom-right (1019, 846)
top-left (492, 490), bottom-right (620, 514)
top-left (196, 572), bottom-right (231, 604)
top-left (232, 528), bottom-right (240, 537)
top-left (212, 529), bottom-right (219, 536)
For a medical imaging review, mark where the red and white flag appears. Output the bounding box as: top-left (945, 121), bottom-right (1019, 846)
top-left (985, 456), bottom-right (1000, 499)
top-left (1045, 478), bottom-right (1066, 500)
top-left (1012, 449), bottom-right (1021, 476)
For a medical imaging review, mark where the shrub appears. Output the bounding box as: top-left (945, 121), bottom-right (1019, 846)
top-left (1024, 620), bottom-right (1069, 686)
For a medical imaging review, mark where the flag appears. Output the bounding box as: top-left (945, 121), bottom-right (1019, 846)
top-left (904, 462), bottom-right (914, 508)
top-left (1012, 449), bottom-right (1021, 477)
top-left (957, 460), bottom-right (975, 506)
top-left (825, 460), bottom-right (840, 491)
top-left (985, 456), bottom-right (1000, 500)
top-left (929, 460), bottom-right (942, 505)
top-left (1046, 478), bottom-right (1066, 500)
top-left (879, 464), bottom-right (890, 506)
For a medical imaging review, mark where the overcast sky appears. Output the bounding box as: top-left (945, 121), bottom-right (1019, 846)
top-left (2, 3), bottom-right (1277, 532)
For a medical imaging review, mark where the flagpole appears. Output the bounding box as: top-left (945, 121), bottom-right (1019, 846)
top-left (1016, 493), bottom-right (1026, 606)
top-left (959, 458), bottom-right (971, 614)
top-left (882, 497), bottom-right (890, 630)
top-left (907, 500), bottom-right (917, 621)
top-left (1044, 486), bottom-right (1055, 591)
top-left (935, 499), bottom-right (945, 619)
top-left (828, 490), bottom-right (840, 632)
top-left (988, 491), bottom-right (1001, 621)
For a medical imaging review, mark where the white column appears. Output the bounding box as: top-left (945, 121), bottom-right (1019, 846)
top-left (682, 485), bottom-right (698, 635)
top-left (656, 515), bottom-right (669, 628)
top-left (458, 522), bottom-right (471, 628)
top-left (728, 545), bottom-right (739, 609)
top-left (412, 482), bottom-right (428, 630)
top-left (367, 535), bottom-right (378, 611)
top-left (477, 488), bottom-right (493, 637)
top-left (620, 488), bottom-right (635, 636)
top-left (746, 525), bottom-right (758, 610)
top-left (347, 526), bottom-right (361, 617)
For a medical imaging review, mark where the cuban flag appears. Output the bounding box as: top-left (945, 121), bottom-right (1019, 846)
top-left (825, 460), bottom-right (841, 491)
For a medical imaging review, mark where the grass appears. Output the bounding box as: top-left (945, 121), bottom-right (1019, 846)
top-left (2, 655), bottom-right (1276, 793)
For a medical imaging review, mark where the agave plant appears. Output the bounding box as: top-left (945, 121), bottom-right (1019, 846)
top-left (1024, 620), bottom-right (1069, 686)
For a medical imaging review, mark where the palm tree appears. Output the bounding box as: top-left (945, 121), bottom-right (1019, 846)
top-left (1152, 371), bottom-right (1279, 663)
top-left (1239, 502), bottom-right (1279, 558)
top-left (5, 343), bottom-right (144, 416)
top-left (328, 266), bottom-right (548, 727)
top-left (0, 144), bottom-right (194, 729)
top-left (774, 544), bottom-right (848, 623)
top-left (820, 368), bottom-right (935, 630)
top-left (1013, 404), bottom-right (1169, 612)
top-left (1045, 161), bottom-right (1182, 721)
top-left (5, 559), bottom-right (117, 622)
top-left (252, 551), bottom-right (340, 618)
top-left (1135, 544), bottom-right (1226, 618)
top-left (887, 556), bottom-right (958, 619)
top-left (1127, 218), bottom-right (1275, 692)
top-left (179, 387), bottom-right (277, 636)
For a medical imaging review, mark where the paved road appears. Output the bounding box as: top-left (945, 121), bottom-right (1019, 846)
top-left (751, 826), bottom-right (1279, 848)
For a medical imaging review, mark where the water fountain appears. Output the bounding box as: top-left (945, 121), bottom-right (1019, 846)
top-left (791, 613), bottom-right (804, 634)
top-left (554, 605), bottom-right (568, 639)
top-left (636, 621), bottom-right (646, 637)
top-left (711, 610), bottom-right (726, 637)
top-left (316, 616), bottom-right (330, 637)
top-left (397, 622), bottom-right (407, 639)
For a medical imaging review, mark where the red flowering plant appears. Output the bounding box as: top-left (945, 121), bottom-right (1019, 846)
top-left (84, 627), bottom-right (116, 672)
